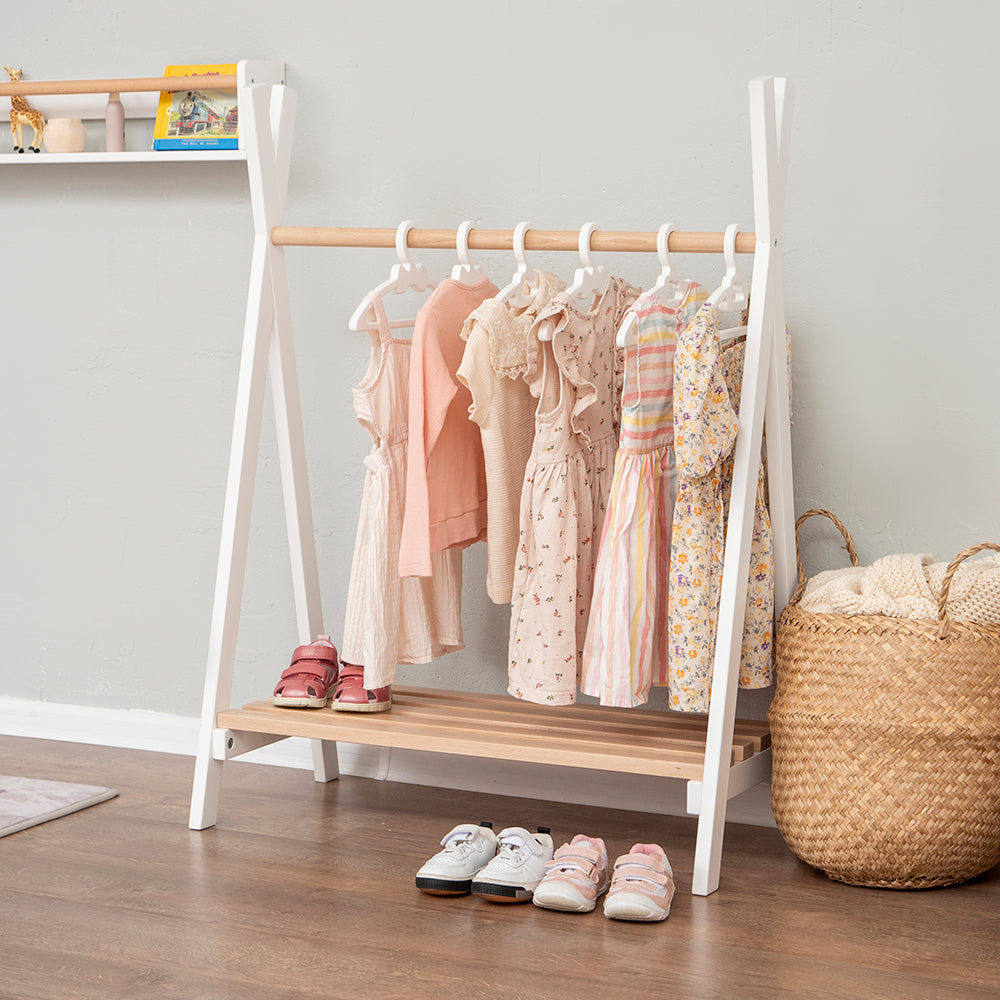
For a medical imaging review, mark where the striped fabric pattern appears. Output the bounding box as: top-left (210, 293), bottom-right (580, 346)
top-left (580, 282), bottom-right (706, 707)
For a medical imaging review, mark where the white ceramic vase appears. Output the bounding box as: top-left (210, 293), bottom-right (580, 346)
top-left (44, 118), bottom-right (87, 154)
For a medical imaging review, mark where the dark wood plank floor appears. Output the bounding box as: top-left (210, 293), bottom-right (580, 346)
top-left (2, 735), bottom-right (998, 1000)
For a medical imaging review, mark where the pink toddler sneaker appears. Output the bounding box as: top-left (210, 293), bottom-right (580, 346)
top-left (603, 843), bottom-right (675, 922)
top-left (531, 834), bottom-right (610, 913)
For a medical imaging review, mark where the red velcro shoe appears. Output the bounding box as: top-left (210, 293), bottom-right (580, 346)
top-left (268, 635), bottom-right (340, 708)
top-left (332, 661), bottom-right (392, 713)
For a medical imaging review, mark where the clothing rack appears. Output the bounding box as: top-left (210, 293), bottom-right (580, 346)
top-left (189, 76), bottom-right (794, 897)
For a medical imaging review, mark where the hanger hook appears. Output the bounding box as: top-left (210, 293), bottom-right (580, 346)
top-left (395, 220), bottom-right (417, 266)
top-left (578, 222), bottom-right (599, 269)
top-left (456, 219), bottom-right (476, 268)
top-left (656, 222), bottom-right (676, 279)
top-left (723, 222), bottom-right (741, 276)
top-left (513, 220), bottom-right (533, 268)
top-left (716, 222), bottom-right (742, 289)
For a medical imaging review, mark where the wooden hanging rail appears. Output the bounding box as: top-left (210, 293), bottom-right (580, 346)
top-left (0, 74), bottom-right (239, 98)
top-left (269, 226), bottom-right (757, 254)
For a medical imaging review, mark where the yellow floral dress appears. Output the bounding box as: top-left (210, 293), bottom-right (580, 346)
top-left (667, 304), bottom-right (788, 712)
top-left (667, 303), bottom-right (740, 713)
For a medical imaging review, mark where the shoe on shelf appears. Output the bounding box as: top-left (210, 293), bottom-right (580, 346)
top-left (415, 821), bottom-right (497, 895)
top-left (332, 661), bottom-right (391, 713)
top-left (268, 635), bottom-right (339, 708)
top-left (603, 843), bottom-right (675, 922)
top-left (471, 827), bottom-right (554, 903)
top-left (531, 834), bottom-right (610, 913)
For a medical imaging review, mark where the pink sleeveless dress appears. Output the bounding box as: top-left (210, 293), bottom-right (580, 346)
top-left (341, 298), bottom-right (464, 689)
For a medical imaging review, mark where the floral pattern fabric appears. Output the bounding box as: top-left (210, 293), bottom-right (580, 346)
top-left (508, 276), bottom-right (640, 705)
top-left (667, 303), bottom-right (789, 712)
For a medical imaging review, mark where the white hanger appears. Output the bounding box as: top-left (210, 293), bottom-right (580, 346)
top-left (451, 220), bottom-right (487, 282)
top-left (565, 221), bottom-right (609, 301)
top-left (348, 220), bottom-right (436, 332)
top-left (494, 221), bottom-right (538, 308)
top-left (538, 222), bottom-right (608, 341)
top-left (616, 222), bottom-right (688, 348)
top-left (707, 223), bottom-right (749, 315)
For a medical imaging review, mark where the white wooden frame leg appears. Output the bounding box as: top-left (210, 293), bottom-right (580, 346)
top-left (691, 77), bottom-right (794, 895)
top-left (189, 76), bottom-right (334, 831)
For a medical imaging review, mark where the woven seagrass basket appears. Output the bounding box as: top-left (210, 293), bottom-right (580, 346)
top-left (769, 509), bottom-right (1000, 889)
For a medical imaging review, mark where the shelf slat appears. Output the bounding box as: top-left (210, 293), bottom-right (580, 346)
top-left (216, 687), bottom-right (771, 781)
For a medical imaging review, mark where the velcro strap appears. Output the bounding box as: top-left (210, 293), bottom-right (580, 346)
top-left (291, 645), bottom-right (336, 666)
top-left (613, 858), bottom-right (669, 887)
top-left (548, 848), bottom-right (599, 871)
top-left (280, 662), bottom-right (333, 682)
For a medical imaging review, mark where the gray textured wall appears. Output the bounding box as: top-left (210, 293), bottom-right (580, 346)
top-left (2, 1), bottom-right (997, 721)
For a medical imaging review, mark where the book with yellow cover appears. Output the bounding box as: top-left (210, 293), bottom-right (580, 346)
top-left (153, 64), bottom-right (238, 150)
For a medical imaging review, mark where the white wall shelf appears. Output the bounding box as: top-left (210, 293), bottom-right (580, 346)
top-left (0, 150), bottom-right (248, 165)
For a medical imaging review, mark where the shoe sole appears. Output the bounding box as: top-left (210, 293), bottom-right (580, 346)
top-left (268, 695), bottom-right (331, 708)
top-left (416, 876), bottom-right (472, 895)
top-left (471, 881), bottom-right (534, 903)
top-left (603, 891), bottom-right (671, 922)
top-left (532, 883), bottom-right (601, 913)
top-left (332, 698), bottom-right (392, 713)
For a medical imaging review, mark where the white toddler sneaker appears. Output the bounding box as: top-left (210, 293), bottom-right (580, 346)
top-left (471, 827), bottom-right (554, 903)
top-left (415, 821), bottom-right (497, 895)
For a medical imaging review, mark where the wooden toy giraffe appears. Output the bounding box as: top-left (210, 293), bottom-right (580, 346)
top-left (4, 66), bottom-right (45, 153)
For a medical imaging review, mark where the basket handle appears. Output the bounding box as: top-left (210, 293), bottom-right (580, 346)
top-left (789, 508), bottom-right (860, 605)
top-left (937, 541), bottom-right (1000, 638)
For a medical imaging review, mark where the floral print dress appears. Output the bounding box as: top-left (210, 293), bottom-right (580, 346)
top-left (508, 276), bottom-right (640, 705)
top-left (666, 302), bottom-right (740, 713)
top-left (667, 303), bottom-right (788, 712)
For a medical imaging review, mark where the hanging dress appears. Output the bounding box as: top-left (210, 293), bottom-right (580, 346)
top-left (457, 271), bottom-right (567, 604)
top-left (508, 276), bottom-right (640, 705)
top-left (580, 281), bottom-right (706, 707)
top-left (666, 302), bottom-right (739, 713)
top-left (667, 304), bottom-right (789, 711)
top-left (341, 298), bottom-right (465, 691)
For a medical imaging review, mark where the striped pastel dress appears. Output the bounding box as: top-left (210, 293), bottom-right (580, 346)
top-left (580, 282), bottom-right (706, 707)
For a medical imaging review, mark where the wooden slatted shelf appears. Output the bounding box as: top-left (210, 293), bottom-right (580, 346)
top-left (217, 686), bottom-right (771, 781)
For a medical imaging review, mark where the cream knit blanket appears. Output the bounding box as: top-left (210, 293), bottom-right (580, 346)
top-left (798, 551), bottom-right (1000, 623)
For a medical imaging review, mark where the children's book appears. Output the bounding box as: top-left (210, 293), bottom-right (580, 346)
top-left (153, 64), bottom-right (239, 150)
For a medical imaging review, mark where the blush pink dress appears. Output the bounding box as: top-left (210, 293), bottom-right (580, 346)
top-left (341, 298), bottom-right (465, 690)
top-left (507, 277), bottom-right (640, 705)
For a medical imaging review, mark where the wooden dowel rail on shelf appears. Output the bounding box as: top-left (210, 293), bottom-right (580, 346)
top-left (270, 226), bottom-right (757, 254)
top-left (0, 74), bottom-right (239, 98)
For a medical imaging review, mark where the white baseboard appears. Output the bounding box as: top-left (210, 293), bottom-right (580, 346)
top-left (0, 695), bottom-right (775, 828)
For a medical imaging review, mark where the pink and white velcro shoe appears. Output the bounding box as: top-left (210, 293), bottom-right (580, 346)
top-left (603, 843), bottom-right (676, 922)
top-left (532, 834), bottom-right (610, 913)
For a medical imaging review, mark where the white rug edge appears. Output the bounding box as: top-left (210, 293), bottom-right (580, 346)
top-left (0, 784), bottom-right (119, 838)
